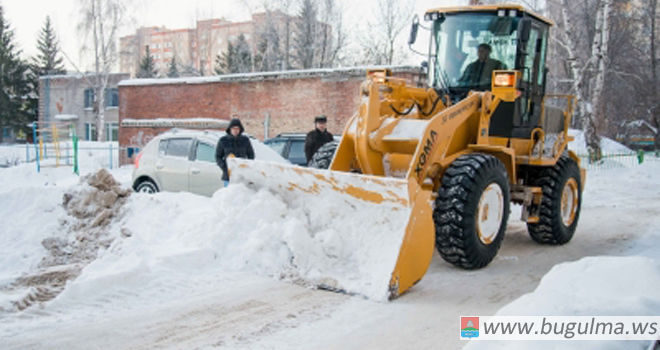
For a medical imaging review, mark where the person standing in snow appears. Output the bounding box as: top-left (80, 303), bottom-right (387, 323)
top-left (216, 118), bottom-right (255, 186)
top-left (304, 115), bottom-right (333, 164)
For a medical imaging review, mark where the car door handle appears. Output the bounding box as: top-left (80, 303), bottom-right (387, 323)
top-left (191, 167), bottom-right (200, 175)
top-left (156, 163), bottom-right (164, 169)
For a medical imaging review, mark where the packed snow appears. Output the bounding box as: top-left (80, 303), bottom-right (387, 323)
top-left (464, 256), bottom-right (660, 350)
top-left (0, 132), bottom-right (658, 349)
top-left (567, 129), bottom-right (633, 155)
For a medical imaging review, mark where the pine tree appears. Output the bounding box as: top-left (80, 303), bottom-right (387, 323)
top-left (167, 56), bottom-right (179, 78)
top-left (136, 45), bottom-right (156, 78)
top-left (0, 5), bottom-right (32, 141)
top-left (215, 41), bottom-right (235, 74)
top-left (32, 16), bottom-right (65, 76)
top-left (234, 34), bottom-right (252, 73)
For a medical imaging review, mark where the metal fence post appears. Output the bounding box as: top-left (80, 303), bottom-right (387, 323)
top-left (32, 122), bottom-right (40, 173)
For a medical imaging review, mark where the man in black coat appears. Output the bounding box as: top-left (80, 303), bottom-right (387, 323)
top-left (304, 115), bottom-right (333, 164)
top-left (216, 118), bottom-right (255, 184)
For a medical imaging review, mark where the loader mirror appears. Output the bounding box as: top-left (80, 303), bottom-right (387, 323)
top-left (408, 15), bottom-right (419, 45)
top-left (519, 18), bottom-right (532, 43)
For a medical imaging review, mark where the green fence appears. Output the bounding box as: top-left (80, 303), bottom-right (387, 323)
top-left (576, 151), bottom-right (659, 170)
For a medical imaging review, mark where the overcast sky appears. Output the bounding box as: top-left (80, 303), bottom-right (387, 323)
top-left (2, 0), bottom-right (465, 71)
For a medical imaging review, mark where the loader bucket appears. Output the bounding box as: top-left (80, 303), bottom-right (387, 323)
top-left (228, 158), bottom-right (435, 301)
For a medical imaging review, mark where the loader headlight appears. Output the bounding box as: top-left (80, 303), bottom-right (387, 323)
top-left (493, 72), bottom-right (516, 87)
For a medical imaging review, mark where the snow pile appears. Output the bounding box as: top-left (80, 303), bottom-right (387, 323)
top-left (45, 158), bottom-right (412, 306)
top-left (0, 186), bottom-right (65, 311)
top-left (56, 169), bottom-right (132, 264)
top-left (465, 256), bottom-right (660, 350)
top-left (0, 169), bottom-right (131, 312)
top-left (568, 129), bottom-right (632, 155)
top-left (498, 256), bottom-right (660, 316)
top-left (229, 158), bottom-right (413, 300)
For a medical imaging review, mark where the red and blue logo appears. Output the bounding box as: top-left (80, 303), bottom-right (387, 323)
top-left (461, 316), bottom-right (480, 338)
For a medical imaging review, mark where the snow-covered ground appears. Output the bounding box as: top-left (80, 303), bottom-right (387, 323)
top-left (0, 134), bottom-right (658, 349)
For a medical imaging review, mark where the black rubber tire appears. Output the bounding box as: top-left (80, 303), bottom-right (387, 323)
top-left (434, 153), bottom-right (511, 269)
top-left (135, 179), bottom-right (159, 193)
top-left (308, 141), bottom-right (338, 169)
top-left (527, 156), bottom-right (582, 244)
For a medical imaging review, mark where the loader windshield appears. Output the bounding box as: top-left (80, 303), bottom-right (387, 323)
top-left (430, 12), bottom-right (519, 95)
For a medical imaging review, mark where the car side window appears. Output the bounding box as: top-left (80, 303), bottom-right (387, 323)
top-left (195, 142), bottom-right (216, 163)
top-left (158, 140), bottom-right (168, 156)
top-left (165, 138), bottom-right (193, 158)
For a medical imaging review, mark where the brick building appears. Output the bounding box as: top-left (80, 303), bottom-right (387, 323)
top-left (118, 66), bottom-right (423, 165)
top-left (120, 11), bottom-right (320, 77)
top-left (39, 73), bottom-right (130, 141)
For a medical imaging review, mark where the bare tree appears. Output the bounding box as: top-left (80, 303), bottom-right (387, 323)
top-left (359, 0), bottom-right (413, 65)
top-left (547, 0), bottom-right (617, 160)
top-left (274, 0), bottom-right (296, 70)
top-left (317, 0), bottom-right (345, 68)
top-left (254, 8), bottom-right (283, 71)
top-left (293, 0), bottom-right (318, 69)
top-left (77, 0), bottom-right (127, 141)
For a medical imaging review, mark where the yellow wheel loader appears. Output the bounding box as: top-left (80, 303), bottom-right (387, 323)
top-left (229, 4), bottom-right (585, 300)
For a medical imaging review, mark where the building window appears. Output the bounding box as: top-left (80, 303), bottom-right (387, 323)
top-left (85, 123), bottom-right (97, 141)
top-left (85, 88), bottom-right (119, 109)
top-left (105, 88), bottom-right (119, 108)
top-left (106, 122), bottom-right (118, 141)
top-left (84, 88), bottom-right (94, 109)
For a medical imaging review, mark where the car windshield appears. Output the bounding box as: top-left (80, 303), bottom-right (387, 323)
top-left (431, 13), bottom-right (519, 91)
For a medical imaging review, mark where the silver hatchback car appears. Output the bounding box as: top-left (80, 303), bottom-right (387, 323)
top-left (132, 129), bottom-right (286, 196)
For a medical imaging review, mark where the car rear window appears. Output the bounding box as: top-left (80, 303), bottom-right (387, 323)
top-left (195, 142), bottom-right (216, 163)
top-left (289, 140), bottom-right (305, 159)
top-left (160, 138), bottom-right (192, 158)
top-left (265, 139), bottom-right (287, 156)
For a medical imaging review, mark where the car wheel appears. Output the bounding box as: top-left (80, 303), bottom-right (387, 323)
top-left (135, 179), bottom-right (159, 193)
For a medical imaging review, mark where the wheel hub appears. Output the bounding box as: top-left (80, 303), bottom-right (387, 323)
top-left (476, 183), bottom-right (504, 244)
top-left (561, 178), bottom-right (579, 227)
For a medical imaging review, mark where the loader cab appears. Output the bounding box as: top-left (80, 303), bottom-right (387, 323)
top-left (424, 6), bottom-right (551, 138)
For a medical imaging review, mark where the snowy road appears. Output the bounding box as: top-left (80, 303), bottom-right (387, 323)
top-left (2, 160), bottom-right (658, 349)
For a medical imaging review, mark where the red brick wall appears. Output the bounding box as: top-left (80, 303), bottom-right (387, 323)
top-left (119, 67), bottom-right (422, 165)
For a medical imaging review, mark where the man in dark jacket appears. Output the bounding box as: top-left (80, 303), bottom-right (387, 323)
top-left (304, 115), bottom-right (333, 164)
top-left (216, 118), bottom-right (255, 185)
top-left (458, 43), bottom-right (505, 88)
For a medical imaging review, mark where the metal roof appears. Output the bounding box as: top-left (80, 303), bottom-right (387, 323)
top-left (425, 4), bottom-right (554, 26)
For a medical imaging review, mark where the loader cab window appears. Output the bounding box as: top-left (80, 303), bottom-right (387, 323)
top-left (430, 12), bottom-right (519, 97)
top-left (517, 23), bottom-right (549, 131)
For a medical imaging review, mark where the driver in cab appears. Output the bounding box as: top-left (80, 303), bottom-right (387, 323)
top-left (458, 43), bottom-right (505, 87)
